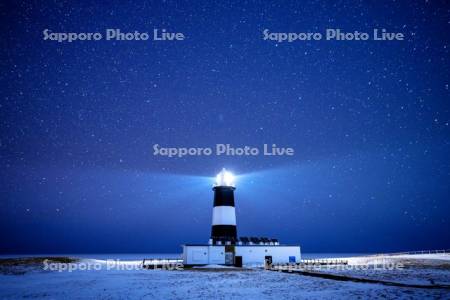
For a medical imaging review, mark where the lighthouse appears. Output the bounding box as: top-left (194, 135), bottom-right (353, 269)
top-left (182, 169), bottom-right (301, 266)
top-left (210, 169), bottom-right (237, 244)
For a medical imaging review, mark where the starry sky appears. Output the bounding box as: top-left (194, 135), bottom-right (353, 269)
top-left (1, 1), bottom-right (449, 254)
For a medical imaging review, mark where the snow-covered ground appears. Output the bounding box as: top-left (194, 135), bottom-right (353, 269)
top-left (338, 253), bottom-right (450, 266)
top-left (0, 254), bottom-right (449, 299)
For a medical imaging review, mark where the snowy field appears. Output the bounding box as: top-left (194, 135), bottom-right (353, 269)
top-left (0, 254), bottom-right (449, 299)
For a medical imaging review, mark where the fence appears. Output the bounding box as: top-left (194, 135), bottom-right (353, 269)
top-left (371, 249), bottom-right (450, 257)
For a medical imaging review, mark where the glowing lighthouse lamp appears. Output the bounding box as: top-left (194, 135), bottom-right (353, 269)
top-left (215, 168), bottom-right (235, 187)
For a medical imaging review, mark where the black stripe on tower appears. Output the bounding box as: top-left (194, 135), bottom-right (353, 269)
top-left (213, 186), bottom-right (235, 207)
top-left (211, 225), bottom-right (237, 240)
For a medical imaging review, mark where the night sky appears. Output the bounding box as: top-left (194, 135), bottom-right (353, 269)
top-left (1, 1), bottom-right (449, 254)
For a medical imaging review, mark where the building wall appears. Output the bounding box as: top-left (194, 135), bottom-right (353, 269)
top-left (183, 245), bottom-right (209, 265)
top-left (208, 246), bottom-right (226, 264)
top-left (183, 245), bottom-right (300, 265)
top-left (235, 246), bottom-right (301, 264)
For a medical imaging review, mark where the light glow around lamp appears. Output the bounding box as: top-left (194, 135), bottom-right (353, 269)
top-left (214, 168), bottom-right (235, 187)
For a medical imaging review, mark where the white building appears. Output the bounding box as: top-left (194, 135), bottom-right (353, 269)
top-left (182, 169), bottom-right (301, 266)
top-left (183, 244), bottom-right (301, 266)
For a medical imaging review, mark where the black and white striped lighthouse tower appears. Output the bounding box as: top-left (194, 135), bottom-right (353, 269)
top-left (210, 169), bottom-right (237, 244)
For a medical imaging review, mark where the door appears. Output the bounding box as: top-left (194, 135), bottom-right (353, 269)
top-left (225, 252), bottom-right (234, 265)
top-left (265, 255), bottom-right (272, 268)
top-left (225, 245), bottom-right (235, 265)
top-left (234, 256), bottom-right (242, 267)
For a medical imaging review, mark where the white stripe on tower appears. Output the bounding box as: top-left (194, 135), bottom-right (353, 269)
top-left (212, 206), bottom-right (236, 225)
